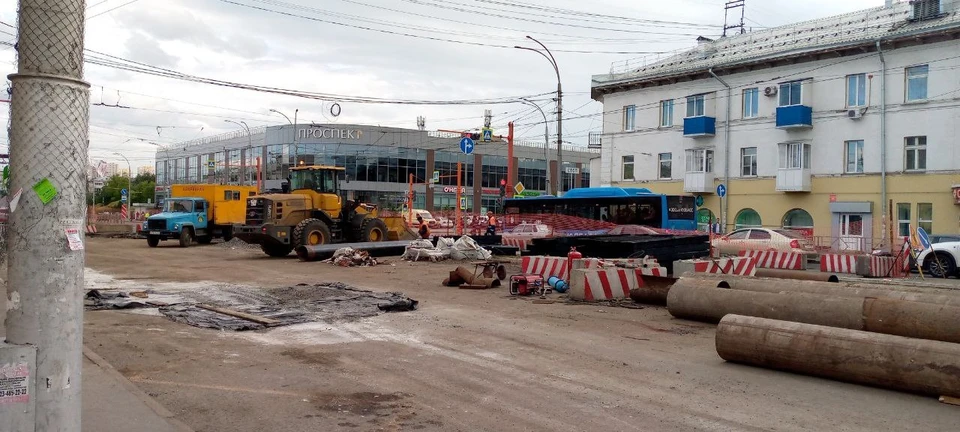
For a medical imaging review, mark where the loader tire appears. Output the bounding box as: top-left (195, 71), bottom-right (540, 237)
top-left (359, 218), bottom-right (388, 243)
top-left (293, 218), bottom-right (331, 247)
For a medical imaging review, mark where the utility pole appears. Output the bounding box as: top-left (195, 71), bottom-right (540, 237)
top-left (225, 120), bottom-right (252, 185)
top-left (5, 0), bottom-right (89, 430)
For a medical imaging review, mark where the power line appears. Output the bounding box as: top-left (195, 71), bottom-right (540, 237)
top-left (87, 0), bottom-right (144, 20)
top-left (458, 0), bottom-right (725, 28)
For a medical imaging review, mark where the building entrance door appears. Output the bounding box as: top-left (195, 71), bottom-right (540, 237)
top-left (839, 214), bottom-right (864, 251)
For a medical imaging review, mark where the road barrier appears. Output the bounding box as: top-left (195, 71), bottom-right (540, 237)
top-left (856, 255), bottom-right (908, 278)
top-left (568, 268), bottom-right (645, 302)
top-left (521, 256), bottom-right (571, 280)
top-left (738, 250), bottom-right (805, 270)
top-left (673, 257), bottom-right (757, 277)
top-left (819, 254), bottom-right (858, 274)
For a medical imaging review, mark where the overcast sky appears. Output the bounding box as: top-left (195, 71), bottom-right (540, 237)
top-left (0, 0), bottom-right (888, 169)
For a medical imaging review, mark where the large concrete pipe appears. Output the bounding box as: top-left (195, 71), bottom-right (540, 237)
top-left (683, 273), bottom-right (960, 297)
top-left (709, 276), bottom-right (960, 307)
top-left (668, 282), bottom-right (960, 343)
top-left (627, 276), bottom-right (688, 305)
top-left (716, 315), bottom-right (960, 398)
top-left (754, 269), bottom-right (840, 282)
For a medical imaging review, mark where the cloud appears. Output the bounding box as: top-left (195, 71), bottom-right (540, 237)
top-left (124, 32), bottom-right (179, 68)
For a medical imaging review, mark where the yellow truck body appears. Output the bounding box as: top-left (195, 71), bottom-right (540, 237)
top-left (170, 184), bottom-right (258, 225)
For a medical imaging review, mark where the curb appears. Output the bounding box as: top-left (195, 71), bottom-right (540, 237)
top-left (83, 345), bottom-right (195, 432)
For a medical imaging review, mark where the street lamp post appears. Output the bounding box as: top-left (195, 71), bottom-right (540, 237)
top-left (516, 98), bottom-right (553, 195)
top-left (516, 36), bottom-right (563, 195)
top-left (270, 107), bottom-right (299, 167)
top-left (113, 152), bottom-right (132, 222)
top-left (225, 120), bottom-right (253, 185)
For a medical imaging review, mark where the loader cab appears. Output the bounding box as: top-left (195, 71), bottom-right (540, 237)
top-left (289, 165), bottom-right (345, 218)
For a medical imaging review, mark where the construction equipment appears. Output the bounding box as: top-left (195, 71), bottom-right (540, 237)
top-left (144, 184), bottom-right (256, 247)
top-left (234, 166), bottom-right (390, 257)
top-left (510, 274), bottom-right (546, 296)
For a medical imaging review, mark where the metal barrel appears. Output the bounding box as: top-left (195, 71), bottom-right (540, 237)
top-left (716, 315), bottom-right (960, 398)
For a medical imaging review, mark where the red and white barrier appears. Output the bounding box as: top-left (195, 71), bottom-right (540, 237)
top-left (738, 250), bottom-right (805, 270)
top-left (521, 256), bottom-right (570, 280)
top-left (857, 255), bottom-right (908, 278)
top-left (568, 268), bottom-right (645, 302)
top-left (574, 258), bottom-right (668, 277)
top-left (502, 238), bottom-right (529, 251)
top-left (674, 257), bottom-right (757, 277)
top-left (85, 225), bottom-right (98, 235)
top-left (820, 254), bottom-right (858, 274)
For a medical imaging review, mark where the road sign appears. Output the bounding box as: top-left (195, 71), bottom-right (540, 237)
top-left (93, 181), bottom-right (104, 189)
top-left (716, 184), bottom-right (726, 198)
top-left (564, 167), bottom-right (580, 175)
top-left (120, 196), bottom-right (127, 203)
top-left (514, 182), bottom-right (526, 195)
top-left (432, 171), bottom-right (440, 183)
top-left (208, 160), bottom-right (215, 168)
top-left (695, 195), bottom-right (704, 207)
top-left (459, 137), bottom-right (475, 155)
top-left (482, 128), bottom-right (493, 142)
top-left (120, 188), bottom-right (128, 196)
top-left (459, 196), bottom-right (467, 210)
top-left (918, 227), bottom-right (932, 250)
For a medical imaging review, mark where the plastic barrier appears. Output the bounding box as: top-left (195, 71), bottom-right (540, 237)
top-left (857, 255), bottom-right (908, 278)
top-left (820, 254), bottom-right (859, 274)
top-left (738, 250), bottom-right (805, 270)
top-left (568, 268), bottom-right (645, 302)
top-left (521, 256), bottom-right (571, 281)
top-left (673, 257), bottom-right (757, 277)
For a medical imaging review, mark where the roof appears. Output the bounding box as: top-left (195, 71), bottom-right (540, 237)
top-left (593, 1), bottom-right (960, 96)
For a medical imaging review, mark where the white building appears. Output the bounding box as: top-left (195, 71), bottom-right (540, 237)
top-left (590, 0), bottom-right (960, 248)
top-left (137, 165), bottom-right (155, 176)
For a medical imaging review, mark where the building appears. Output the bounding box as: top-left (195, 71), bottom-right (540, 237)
top-left (590, 0), bottom-right (960, 250)
top-left (154, 123), bottom-right (596, 213)
top-left (103, 162), bottom-right (119, 178)
top-left (137, 165), bottom-right (155, 176)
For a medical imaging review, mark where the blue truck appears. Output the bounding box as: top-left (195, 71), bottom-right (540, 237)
top-left (143, 184), bottom-right (256, 247)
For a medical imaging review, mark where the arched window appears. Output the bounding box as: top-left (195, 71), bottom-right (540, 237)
top-left (782, 208), bottom-right (814, 237)
top-left (735, 208), bottom-right (762, 229)
top-left (697, 208), bottom-right (715, 232)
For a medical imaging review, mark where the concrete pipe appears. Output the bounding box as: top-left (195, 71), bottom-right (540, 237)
top-left (669, 283), bottom-right (960, 344)
top-left (455, 266), bottom-right (500, 288)
top-left (628, 276), bottom-right (680, 305)
top-left (716, 315), bottom-right (960, 398)
top-left (666, 281), bottom-right (864, 328)
top-left (713, 277), bottom-right (960, 307)
top-left (754, 269), bottom-right (839, 282)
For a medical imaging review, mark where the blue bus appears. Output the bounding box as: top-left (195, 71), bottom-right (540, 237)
top-left (503, 187), bottom-right (697, 231)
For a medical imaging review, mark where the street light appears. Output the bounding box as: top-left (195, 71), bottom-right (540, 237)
top-left (225, 120), bottom-right (253, 186)
top-left (270, 108), bottom-right (299, 165)
top-left (516, 98), bottom-right (553, 195)
top-left (113, 152), bottom-right (132, 222)
top-left (516, 36), bottom-right (563, 194)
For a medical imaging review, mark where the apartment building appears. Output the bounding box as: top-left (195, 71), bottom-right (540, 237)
top-left (590, 0), bottom-right (960, 250)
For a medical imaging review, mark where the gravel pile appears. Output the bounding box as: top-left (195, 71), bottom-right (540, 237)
top-left (218, 237), bottom-right (260, 250)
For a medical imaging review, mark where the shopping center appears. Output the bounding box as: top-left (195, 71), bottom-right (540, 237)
top-left (154, 123), bottom-right (598, 213)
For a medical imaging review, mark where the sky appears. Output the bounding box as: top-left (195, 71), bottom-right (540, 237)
top-left (0, 0), bottom-right (889, 170)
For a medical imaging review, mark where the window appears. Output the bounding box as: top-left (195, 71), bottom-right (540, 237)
top-left (742, 88), bottom-right (759, 118)
top-left (622, 105), bottom-right (636, 131)
top-left (658, 153), bottom-right (672, 179)
top-left (749, 230), bottom-right (772, 240)
top-left (741, 147), bottom-right (758, 177)
top-left (918, 203), bottom-right (933, 233)
top-left (845, 140), bottom-right (864, 173)
top-left (660, 100), bottom-right (674, 127)
top-left (897, 203), bottom-right (911, 237)
top-left (735, 208), bottom-right (762, 229)
top-left (905, 65), bottom-right (928, 102)
top-left (846, 74), bottom-right (867, 107)
top-left (782, 209), bottom-right (814, 230)
top-left (686, 95), bottom-right (706, 117)
top-left (779, 81), bottom-right (803, 106)
top-left (778, 142), bottom-right (811, 169)
top-left (905, 136), bottom-right (927, 171)
top-left (696, 208), bottom-right (715, 232)
top-left (685, 149), bottom-right (714, 173)
top-left (728, 230), bottom-right (750, 240)
top-left (622, 155), bottom-right (635, 180)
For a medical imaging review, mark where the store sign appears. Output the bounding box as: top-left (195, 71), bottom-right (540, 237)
top-left (298, 127), bottom-right (364, 140)
top-left (442, 186), bottom-right (467, 194)
top-left (439, 186), bottom-right (501, 195)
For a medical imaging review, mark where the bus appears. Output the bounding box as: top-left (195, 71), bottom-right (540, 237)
top-left (503, 187), bottom-right (697, 231)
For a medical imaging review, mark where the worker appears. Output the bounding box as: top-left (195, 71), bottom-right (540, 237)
top-left (417, 215), bottom-right (431, 240)
top-left (486, 211), bottom-right (498, 236)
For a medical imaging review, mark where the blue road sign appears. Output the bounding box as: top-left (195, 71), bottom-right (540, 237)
top-left (716, 184), bottom-right (726, 198)
top-left (121, 196), bottom-right (127, 203)
top-left (120, 188), bottom-right (128, 196)
top-left (482, 128), bottom-right (493, 142)
top-left (918, 227), bottom-right (932, 250)
top-left (460, 137), bottom-right (475, 155)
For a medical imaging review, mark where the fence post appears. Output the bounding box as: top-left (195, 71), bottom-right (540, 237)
top-left (6, 0), bottom-right (89, 430)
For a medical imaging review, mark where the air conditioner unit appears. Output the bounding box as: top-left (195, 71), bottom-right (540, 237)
top-left (910, 0), bottom-right (942, 21)
top-left (847, 109), bottom-right (864, 119)
top-left (763, 86), bottom-right (778, 97)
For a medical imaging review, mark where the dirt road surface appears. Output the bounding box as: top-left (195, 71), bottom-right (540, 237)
top-left (83, 238), bottom-right (958, 431)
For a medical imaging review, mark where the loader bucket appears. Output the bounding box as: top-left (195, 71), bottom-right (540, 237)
top-left (382, 216), bottom-right (418, 241)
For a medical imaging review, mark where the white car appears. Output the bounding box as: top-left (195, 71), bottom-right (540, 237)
top-left (915, 241), bottom-right (960, 278)
top-left (501, 223), bottom-right (550, 251)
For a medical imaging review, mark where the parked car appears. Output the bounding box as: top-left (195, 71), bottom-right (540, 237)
top-left (501, 222), bottom-right (551, 251)
top-left (402, 209), bottom-right (439, 228)
top-left (915, 240), bottom-right (960, 278)
top-left (711, 228), bottom-right (815, 256)
top-left (908, 235), bottom-right (960, 272)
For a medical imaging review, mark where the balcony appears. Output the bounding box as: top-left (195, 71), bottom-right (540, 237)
top-left (776, 168), bottom-right (811, 192)
top-left (776, 105), bottom-right (813, 129)
top-left (684, 171), bottom-right (715, 193)
top-left (683, 116), bottom-right (716, 137)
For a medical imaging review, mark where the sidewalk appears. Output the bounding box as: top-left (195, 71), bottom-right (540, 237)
top-left (83, 347), bottom-right (192, 432)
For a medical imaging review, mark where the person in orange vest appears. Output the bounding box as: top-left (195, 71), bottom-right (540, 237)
top-left (417, 215), bottom-right (431, 240)
top-left (486, 211), bottom-right (498, 236)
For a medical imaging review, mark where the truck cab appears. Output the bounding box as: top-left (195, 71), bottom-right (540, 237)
top-left (143, 184), bottom-right (255, 248)
top-left (144, 198), bottom-right (212, 247)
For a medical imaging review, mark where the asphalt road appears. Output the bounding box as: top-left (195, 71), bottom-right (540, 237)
top-left (82, 238), bottom-right (959, 431)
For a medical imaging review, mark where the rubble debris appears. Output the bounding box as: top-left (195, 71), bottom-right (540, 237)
top-left (402, 239), bottom-right (448, 262)
top-left (326, 247), bottom-right (379, 267)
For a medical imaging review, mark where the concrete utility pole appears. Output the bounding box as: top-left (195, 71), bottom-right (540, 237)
top-left (5, 0), bottom-right (90, 430)
top-left (516, 36), bottom-right (562, 195)
top-left (114, 152), bottom-right (132, 221)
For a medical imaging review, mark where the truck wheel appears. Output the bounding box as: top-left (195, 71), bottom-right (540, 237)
top-left (293, 218), bottom-right (331, 246)
top-left (222, 226), bottom-right (234, 242)
top-left (147, 236), bottom-right (160, 248)
top-left (197, 235), bottom-right (213, 245)
top-left (359, 218), bottom-right (388, 243)
top-left (179, 229), bottom-right (193, 248)
top-left (261, 243), bottom-right (293, 257)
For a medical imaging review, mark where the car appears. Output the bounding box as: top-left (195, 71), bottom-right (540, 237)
top-left (711, 228), bottom-right (816, 256)
top-left (908, 235), bottom-right (960, 272)
top-left (915, 240), bottom-right (960, 278)
top-left (501, 222), bottom-right (551, 251)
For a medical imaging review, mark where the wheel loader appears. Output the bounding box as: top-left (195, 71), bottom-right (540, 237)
top-left (234, 165), bottom-right (396, 257)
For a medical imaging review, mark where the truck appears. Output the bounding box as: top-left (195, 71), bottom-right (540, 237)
top-left (143, 184), bottom-right (257, 247)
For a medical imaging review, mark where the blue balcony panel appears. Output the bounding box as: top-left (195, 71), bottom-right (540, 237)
top-left (776, 105), bottom-right (813, 129)
top-left (683, 116), bottom-right (716, 137)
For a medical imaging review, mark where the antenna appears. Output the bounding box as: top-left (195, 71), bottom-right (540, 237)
top-left (416, 116), bottom-right (426, 131)
top-left (723, 0), bottom-right (746, 37)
